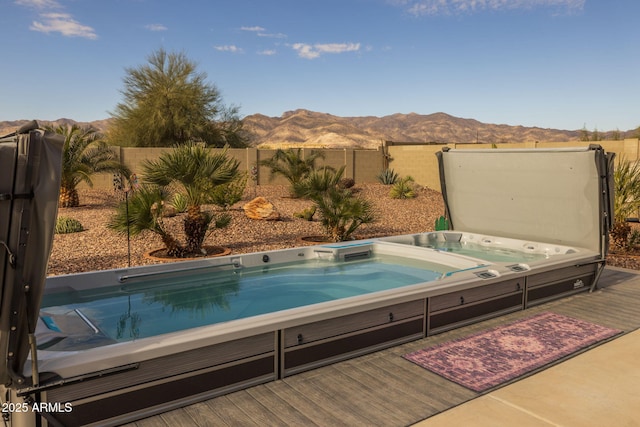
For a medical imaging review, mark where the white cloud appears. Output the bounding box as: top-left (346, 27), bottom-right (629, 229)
top-left (400, 0), bottom-right (585, 16)
top-left (291, 42), bottom-right (361, 59)
top-left (30, 12), bottom-right (97, 39)
top-left (258, 49), bottom-right (277, 56)
top-left (145, 24), bottom-right (167, 32)
top-left (241, 26), bottom-right (286, 39)
top-left (258, 32), bottom-right (287, 39)
top-left (16, 0), bottom-right (97, 39)
top-left (241, 26), bottom-right (265, 32)
top-left (214, 45), bottom-right (244, 53)
top-left (14, 0), bottom-right (60, 9)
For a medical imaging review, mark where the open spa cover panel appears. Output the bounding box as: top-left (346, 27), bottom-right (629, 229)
top-left (436, 145), bottom-right (614, 254)
top-left (0, 122), bottom-right (63, 387)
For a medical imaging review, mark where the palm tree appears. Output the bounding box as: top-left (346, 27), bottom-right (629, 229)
top-left (109, 184), bottom-right (188, 257)
top-left (293, 165), bottom-right (345, 198)
top-left (142, 144), bottom-right (239, 254)
top-left (50, 124), bottom-right (129, 208)
top-left (259, 148), bottom-right (325, 197)
top-left (316, 187), bottom-right (376, 242)
top-left (296, 167), bottom-right (376, 242)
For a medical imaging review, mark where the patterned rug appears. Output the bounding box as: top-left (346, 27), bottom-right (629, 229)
top-left (403, 312), bottom-right (621, 392)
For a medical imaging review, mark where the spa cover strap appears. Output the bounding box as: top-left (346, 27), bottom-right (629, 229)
top-left (0, 192), bottom-right (33, 201)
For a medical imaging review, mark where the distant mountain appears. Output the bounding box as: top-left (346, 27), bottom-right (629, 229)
top-left (0, 118), bottom-right (111, 136)
top-left (242, 110), bottom-right (584, 148)
top-left (1, 111), bottom-right (615, 149)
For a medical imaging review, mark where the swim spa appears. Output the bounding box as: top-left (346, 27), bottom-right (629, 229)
top-left (37, 247), bottom-right (476, 351)
top-left (33, 237), bottom-right (598, 426)
top-left (0, 141), bottom-right (613, 427)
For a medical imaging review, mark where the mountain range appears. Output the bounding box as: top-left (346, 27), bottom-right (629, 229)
top-left (242, 110), bottom-right (587, 148)
top-left (0, 110), bottom-right (619, 149)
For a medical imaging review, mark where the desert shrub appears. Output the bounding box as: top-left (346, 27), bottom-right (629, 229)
top-left (55, 216), bottom-right (84, 234)
top-left (209, 172), bottom-right (248, 209)
top-left (377, 168), bottom-right (399, 185)
top-left (612, 157), bottom-right (640, 249)
top-left (294, 206), bottom-right (316, 221)
top-left (629, 229), bottom-right (640, 248)
top-left (390, 176), bottom-right (417, 199)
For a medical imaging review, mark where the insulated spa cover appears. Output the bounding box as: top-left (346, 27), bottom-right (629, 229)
top-left (0, 122), bottom-right (63, 387)
top-left (436, 145), bottom-right (614, 255)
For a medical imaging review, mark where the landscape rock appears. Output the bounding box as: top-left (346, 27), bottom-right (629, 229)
top-left (243, 197), bottom-right (281, 221)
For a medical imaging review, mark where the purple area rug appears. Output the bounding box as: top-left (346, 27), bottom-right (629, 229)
top-left (403, 312), bottom-right (621, 392)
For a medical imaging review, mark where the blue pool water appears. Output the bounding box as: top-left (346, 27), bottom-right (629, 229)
top-left (40, 255), bottom-right (452, 343)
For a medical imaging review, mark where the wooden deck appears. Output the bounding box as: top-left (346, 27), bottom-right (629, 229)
top-left (124, 267), bottom-right (640, 427)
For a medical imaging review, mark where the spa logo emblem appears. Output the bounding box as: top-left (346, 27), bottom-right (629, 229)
top-left (573, 279), bottom-right (585, 290)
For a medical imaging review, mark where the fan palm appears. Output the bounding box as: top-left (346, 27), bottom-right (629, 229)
top-left (293, 166), bottom-right (345, 198)
top-left (108, 184), bottom-right (187, 257)
top-left (316, 187), bottom-right (375, 242)
top-left (296, 167), bottom-right (375, 242)
top-left (141, 143), bottom-right (239, 254)
top-left (50, 124), bottom-right (129, 207)
top-left (259, 148), bottom-right (325, 197)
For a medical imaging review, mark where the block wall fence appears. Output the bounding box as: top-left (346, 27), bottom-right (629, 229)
top-left (87, 139), bottom-right (640, 192)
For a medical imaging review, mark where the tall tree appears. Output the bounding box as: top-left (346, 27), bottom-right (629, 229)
top-left (108, 48), bottom-right (247, 147)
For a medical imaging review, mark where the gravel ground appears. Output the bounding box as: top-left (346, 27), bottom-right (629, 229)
top-left (48, 183), bottom-right (639, 276)
top-left (48, 184), bottom-right (447, 276)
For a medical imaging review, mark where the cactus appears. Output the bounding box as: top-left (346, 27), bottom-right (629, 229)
top-left (55, 216), bottom-right (84, 234)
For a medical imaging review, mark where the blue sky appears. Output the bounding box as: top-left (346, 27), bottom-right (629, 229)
top-left (1, 0), bottom-right (639, 131)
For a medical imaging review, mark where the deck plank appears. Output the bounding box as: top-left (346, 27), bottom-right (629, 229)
top-left (130, 268), bottom-right (640, 427)
top-left (244, 384), bottom-right (320, 426)
top-left (200, 394), bottom-right (263, 426)
top-left (338, 358), bottom-right (440, 419)
top-left (178, 401), bottom-right (229, 426)
top-left (271, 372), bottom-right (373, 426)
top-left (366, 351), bottom-right (474, 412)
top-left (301, 364), bottom-right (410, 426)
top-left (259, 380), bottom-right (351, 426)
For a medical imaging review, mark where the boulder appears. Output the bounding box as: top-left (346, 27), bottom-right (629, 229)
top-left (243, 197), bottom-right (280, 221)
